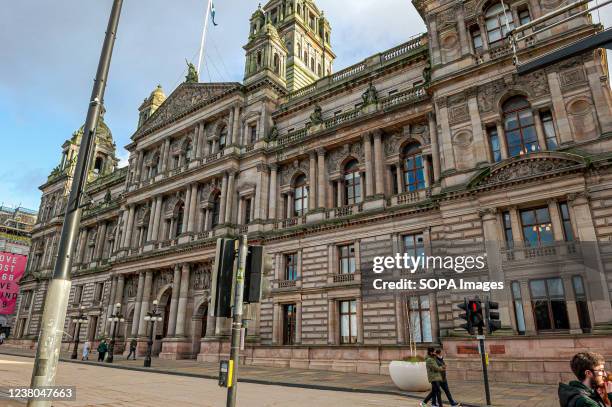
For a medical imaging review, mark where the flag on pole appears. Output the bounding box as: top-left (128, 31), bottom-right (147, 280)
top-left (211, 3), bottom-right (218, 26)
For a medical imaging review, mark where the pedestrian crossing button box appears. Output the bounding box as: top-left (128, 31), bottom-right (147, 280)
top-left (219, 360), bottom-right (229, 387)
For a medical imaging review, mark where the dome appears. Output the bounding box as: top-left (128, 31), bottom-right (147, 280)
top-left (71, 115), bottom-right (115, 149)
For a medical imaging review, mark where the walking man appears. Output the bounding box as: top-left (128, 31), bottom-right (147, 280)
top-left (421, 347), bottom-right (445, 407)
top-left (97, 339), bottom-right (108, 362)
top-left (82, 340), bottom-right (91, 360)
top-left (0, 332), bottom-right (5, 345)
top-left (127, 338), bottom-right (137, 360)
top-left (559, 352), bottom-right (612, 407)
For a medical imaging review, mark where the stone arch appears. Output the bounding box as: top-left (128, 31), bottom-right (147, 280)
top-left (191, 297), bottom-right (210, 355)
top-left (340, 155), bottom-right (360, 171)
top-left (290, 171), bottom-right (308, 187)
top-left (452, 130), bottom-right (474, 171)
top-left (497, 90), bottom-right (531, 113)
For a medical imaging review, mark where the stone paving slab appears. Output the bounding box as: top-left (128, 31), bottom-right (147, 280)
top-left (0, 346), bottom-right (560, 407)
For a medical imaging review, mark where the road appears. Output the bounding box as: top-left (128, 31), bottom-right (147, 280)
top-left (0, 354), bottom-right (413, 407)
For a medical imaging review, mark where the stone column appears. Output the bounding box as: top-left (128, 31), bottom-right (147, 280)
top-left (455, 4), bottom-right (470, 55)
top-left (225, 172), bottom-right (236, 224)
top-left (317, 148), bottom-right (327, 208)
top-left (428, 112), bottom-right (441, 182)
top-left (151, 196), bottom-right (162, 241)
top-left (309, 152), bottom-right (317, 209)
top-left (268, 165), bottom-right (278, 219)
top-left (436, 97), bottom-right (456, 171)
top-left (254, 164), bottom-right (267, 220)
top-left (396, 166), bottom-right (404, 194)
top-left (78, 229), bottom-right (88, 263)
top-left (95, 223), bottom-right (107, 259)
top-left (123, 205), bottom-right (135, 248)
top-left (167, 265), bottom-right (182, 337)
top-left (105, 276), bottom-right (117, 334)
top-left (467, 89), bottom-right (488, 164)
top-left (219, 172), bottom-right (228, 224)
top-left (182, 186), bottom-right (192, 234)
top-left (114, 274), bottom-right (125, 312)
top-left (547, 71), bottom-right (573, 144)
top-left (585, 58), bottom-right (612, 133)
top-left (134, 150), bottom-right (144, 182)
top-left (194, 124), bottom-right (202, 158)
top-left (547, 199), bottom-right (565, 241)
top-left (563, 275), bottom-right (583, 333)
top-left (327, 299), bottom-right (336, 344)
top-left (427, 15), bottom-right (441, 65)
top-left (496, 120), bottom-right (509, 160)
top-left (227, 109), bottom-right (235, 145)
top-left (533, 109), bottom-right (547, 150)
top-left (363, 133), bottom-right (374, 197)
top-left (336, 180), bottom-right (343, 206)
top-left (132, 272), bottom-right (145, 337)
top-left (147, 200), bottom-right (156, 242)
top-left (287, 192), bottom-right (294, 218)
top-left (137, 271), bottom-right (153, 336)
top-left (161, 139), bottom-right (171, 173)
top-left (232, 106), bottom-right (241, 145)
top-left (188, 184), bottom-right (199, 232)
top-left (372, 131), bottom-right (384, 195)
top-left (175, 264), bottom-right (191, 337)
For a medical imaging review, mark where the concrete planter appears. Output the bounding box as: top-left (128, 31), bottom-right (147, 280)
top-left (389, 360), bottom-right (430, 392)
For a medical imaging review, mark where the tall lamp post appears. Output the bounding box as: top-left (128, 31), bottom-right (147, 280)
top-left (144, 300), bottom-right (162, 368)
top-left (70, 306), bottom-right (87, 360)
top-left (106, 303), bottom-right (124, 363)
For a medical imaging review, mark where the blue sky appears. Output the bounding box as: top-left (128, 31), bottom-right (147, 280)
top-left (0, 0), bottom-right (423, 211)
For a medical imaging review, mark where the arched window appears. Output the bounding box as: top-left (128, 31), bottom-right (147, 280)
top-left (485, 3), bottom-right (514, 45)
top-left (310, 57), bottom-right (315, 71)
top-left (297, 43), bottom-right (302, 59)
top-left (219, 125), bottom-right (228, 149)
top-left (503, 96), bottom-right (539, 157)
top-left (150, 154), bottom-right (159, 178)
top-left (273, 53), bottom-right (280, 74)
top-left (257, 51), bottom-right (262, 67)
top-left (344, 160), bottom-right (362, 205)
top-left (174, 202), bottom-right (185, 237)
top-left (293, 174), bottom-right (308, 216)
top-left (184, 139), bottom-right (193, 164)
top-left (211, 193), bottom-right (221, 228)
top-left (304, 50), bottom-right (308, 62)
top-left (94, 156), bottom-right (104, 174)
top-left (402, 143), bottom-right (425, 192)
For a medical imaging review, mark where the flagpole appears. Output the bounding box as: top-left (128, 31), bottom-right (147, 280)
top-left (197, 0), bottom-right (213, 77)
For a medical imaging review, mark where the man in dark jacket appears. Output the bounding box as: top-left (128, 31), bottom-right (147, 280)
top-left (127, 338), bottom-right (137, 360)
top-left (558, 352), bottom-right (611, 407)
top-left (97, 339), bottom-right (108, 362)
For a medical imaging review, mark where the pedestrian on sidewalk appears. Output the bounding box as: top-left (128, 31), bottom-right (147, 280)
top-left (422, 349), bottom-right (461, 407)
top-left (82, 340), bottom-right (91, 360)
top-left (97, 339), bottom-right (108, 362)
top-left (0, 332), bottom-right (5, 345)
top-left (420, 347), bottom-right (445, 407)
top-left (559, 352), bottom-right (612, 407)
top-left (127, 338), bottom-right (137, 360)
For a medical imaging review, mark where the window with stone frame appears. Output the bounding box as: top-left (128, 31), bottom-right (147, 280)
top-left (219, 125), bottom-right (228, 149)
top-left (282, 303), bottom-right (297, 345)
top-left (338, 244), bottom-right (356, 274)
top-left (211, 193), bottom-right (221, 228)
top-left (559, 202), bottom-right (574, 242)
top-left (408, 295), bottom-right (432, 342)
top-left (470, 26), bottom-right (483, 52)
top-left (503, 96), bottom-right (539, 157)
top-left (401, 142), bottom-right (425, 191)
top-left (484, 3), bottom-right (514, 45)
top-left (285, 253), bottom-right (298, 281)
top-left (571, 275), bottom-right (591, 332)
top-left (343, 160), bottom-right (362, 205)
top-left (517, 4), bottom-right (531, 25)
top-left (174, 202), bottom-right (185, 237)
top-left (520, 207), bottom-right (553, 247)
top-left (243, 198), bottom-right (252, 225)
top-left (293, 174), bottom-right (309, 216)
top-left (487, 126), bottom-right (502, 163)
top-left (502, 210), bottom-right (514, 248)
top-left (339, 299), bottom-right (357, 344)
top-left (72, 285), bottom-right (83, 306)
top-left (541, 110), bottom-right (558, 150)
top-left (529, 278), bottom-right (570, 331)
top-left (93, 282), bottom-right (104, 303)
top-left (403, 233), bottom-right (425, 272)
top-left (511, 281), bottom-right (526, 334)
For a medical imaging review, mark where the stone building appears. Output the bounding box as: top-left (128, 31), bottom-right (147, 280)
top-left (13, 0), bottom-right (612, 384)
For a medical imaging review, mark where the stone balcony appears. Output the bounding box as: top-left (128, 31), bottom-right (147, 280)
top-left (501, 241), bottom-right (583, 269)
top-left (272, 278), bottom-right (302, 292)
top-left (327, 272), bottom-right (361, 286)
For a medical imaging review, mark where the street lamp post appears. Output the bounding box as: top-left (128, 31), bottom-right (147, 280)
top-left (70, 306), bottom-right (87, 360)
top-left (144, 300), bottom-right (162, 368)
top-left (106, 303), bottom-right (124, 363)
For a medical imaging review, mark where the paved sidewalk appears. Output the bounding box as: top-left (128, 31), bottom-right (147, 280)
top-left (0, 346), bottom-right (558, 407)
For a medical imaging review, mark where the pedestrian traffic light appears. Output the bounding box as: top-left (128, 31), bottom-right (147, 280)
top-left (485, 299), bottom-right (501, 334)
top-left (457, 298), bottom-right (474, 335)
top-left (469, 299), bottom-right (484, 333)
top-left (211, 238), bottom-right (237, 318)
top-left (244, 246), bottom-right (263, 303)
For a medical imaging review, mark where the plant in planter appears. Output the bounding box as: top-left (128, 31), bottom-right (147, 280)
top-left (388, 311), bottom-right (430, 392)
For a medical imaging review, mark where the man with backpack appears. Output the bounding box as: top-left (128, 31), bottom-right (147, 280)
top-left (558, 352), bottom-right (611, 407)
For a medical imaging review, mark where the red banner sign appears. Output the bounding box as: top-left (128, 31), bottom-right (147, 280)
top-left (0, 252), bottom-right (28, 315)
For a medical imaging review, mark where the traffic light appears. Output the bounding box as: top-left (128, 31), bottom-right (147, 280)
top-left (211, 238), bottom-right (237, 318)
top-left (469, 299), bottom-right (484, 332)
top-left (485, 299), bottom-right (501, 334)
top-left (457, 298), bottom-right (474, 335)
top-left (244, 246), bottom-right (263, 304)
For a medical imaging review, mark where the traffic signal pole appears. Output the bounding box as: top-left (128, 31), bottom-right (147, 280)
top-left (226, 235), bottom-right (248, 407)
top-left (478, 327), bottom-right (492, 406)
top-left (28, 2), bottom-right (123, 406)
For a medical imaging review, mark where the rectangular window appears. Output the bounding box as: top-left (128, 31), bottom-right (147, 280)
top-left (249, 125), bottom-right (257, 144)
top-left (541, 110), bottom-right (557, 150)
top-left (285, 253), bottom-right (298, 281)
top-left (73, 285), bottom-right (83, 305)
top-left (338, 244), bottom-right (356, 274)
top-left (487, 126), bottom-right (502, 162)
top-left (518, 6), bottom-right (531, 25)
top-left (511, 281), bottom-right (526, 334)
top-left (244, 198), bottom-right (252, 225)
top-left (572, 276), bottom-right (591, 332)
top-left (282, 304), bottom-right (297, 345)
top-left (339, 300), bottom-right (357, 344)
top-left (94, 282), bottom-right (103, 302)
top-left (403, 233), bottom-right (425, 261)
top-left (529, 278), bottom-right (569, 331)
top-left (471, 27), bottom-right (483, 51)
top-left (408, 295), bottom-right (432, 342)
top-left (520, 207), bottom-right (553, 247)
top-left (502, 211), bottom-right (514, 247)
top-left (559, 202), bottom-right (574, 242)
top-left (391, 166), bottom-right (399, 195)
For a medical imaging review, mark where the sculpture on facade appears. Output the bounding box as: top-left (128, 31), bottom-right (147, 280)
top-left (309, 104), bottom-right (323, 125)
top-left (268, 123), bottom-right (279, 140)
top-left (361, 82), bottom-right (378, 106)
top-left (185, 60), bottom-right (199, 83)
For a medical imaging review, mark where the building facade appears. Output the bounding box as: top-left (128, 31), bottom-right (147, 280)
top-left (13, 0), bottom-right (612, 383)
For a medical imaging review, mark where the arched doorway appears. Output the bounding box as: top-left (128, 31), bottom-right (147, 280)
top-left (153, 287), bottom-right (172, 356)
top-left (191, 300), bottom-right (208, 356)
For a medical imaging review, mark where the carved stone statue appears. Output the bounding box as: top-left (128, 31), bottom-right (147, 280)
top-left (268, 124), bottom-right (279, 140)
top-left (104, 189), bottom-right (112, 204)
top-left (361, 82), bottom-right (378, 105)
top-left (422, 60), bottom-right (431, 84)
top-left (185, 60), bottom-right (199, 83)
top-left (310, 104), bottom-right (323, 125)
